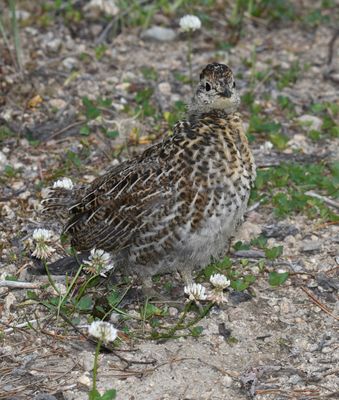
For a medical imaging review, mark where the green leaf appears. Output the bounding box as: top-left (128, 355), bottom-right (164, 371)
top-left (244, 274), bottom-right (256, 285)
top-left (269, 133), bottom-right (289, 150)
top-left (190, 326), bottom-right (203, 337)
top-left (98, 98), bottom-right (112, 107)
top-left (101, 389), bottom-right (117, 400)
top-left (142, 304), bottom-right (163, 319)
top-left (268, 271), bottom-right (289, 286)
top-left (250, 235), bottom-right (267, 249)
top-left (107, 290), bottom-right (120, 307)
top-left (106, 130), bottom-right (119, 139)
top-left (48, 296), bottom-right (62, 306)
top-left (89, 389), bottom-right (102, 400)
top-left (0, 126), bottom-right (15, 141)
top-left (330, 125), bottom-right (339, 137)
top-left (202, 257), bottom-right (232, 278)
top-left (265, 246), bottom-right (283, 260)
top-left (66, 150), bottom-right (82, 168)
top-left (27, 290), bottom-right (39, 300)
top-left (82, 96), bottom-right (101, 120)
top-left (240, 258), bottom-right (249, 267)
top-left (95, 44), bottom-right (107, 60)
top-left (330, 161), bottom-right (339, 179)
top-left (135, 88), bottom-right (153, 104)
top-left (310, 102), bottom-right (326, 113)
top-left (308, 130), bottom-right (321, 141)
top-left (217, 256), bottom-right (232, 269)
top-left (141, 66), bottom-right (158, 80)
top-left (5, 275), bottom-right (18, 281)
top-left (4, 165), bottom-right (17, 178)
top-left (54, 0), bottom-right (62, 9)
top-left (249, 115), bottom-right (281, 134)
top-left (231, 279), bottom-right (248, 291)
top-left (80, 125), bottom-right (90, 136)
top-left (233, 241), bottom-right (250, 251)
top-left (202, 263), bottom-right (219, 278)
top-left (76, 295), bottom-right (93, 311)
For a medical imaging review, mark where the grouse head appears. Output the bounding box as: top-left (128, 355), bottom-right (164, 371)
top-left (189, 63), bottom-right (240, 116)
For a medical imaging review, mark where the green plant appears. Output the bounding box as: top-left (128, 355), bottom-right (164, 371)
top-left (81, 96), bottom-right (120, 139)
top-left (88, 321), bottom-right (117, 400)
top-left (0, 0), bottom-right (23, 72)
top-left (302, 8), bottom-right (329, 27)
top-left (4, 164), bottom-right (19, 178)
top-left (308, 102), bottom-right (339, 138)
top-left (0, 126), bottom-right (15, 141)
top-left (230, 0), bottom-right (295, 25)
top-left (247, 102), bottom-right (285, 148)
top-left (95, 44), bottom-right (107, 60)
top-left (268, 271), bottom-right (289, 286)
top-left (251, 162), bottom-right (339, 221)
top-left (276, 61), bottom-right (301, 90)
top-left (140, 66), bottom-right (158, 81)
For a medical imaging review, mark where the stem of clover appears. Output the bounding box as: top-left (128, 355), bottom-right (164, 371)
top-left (187, 31), bottom-right (193, 89)
top-left (92, 339), bottom-right (101, 393)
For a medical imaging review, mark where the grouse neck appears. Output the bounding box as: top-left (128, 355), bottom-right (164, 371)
top-left (188, 109), bottom-right (236, 122)
top-left (188, 99), bottom-right (238, 117)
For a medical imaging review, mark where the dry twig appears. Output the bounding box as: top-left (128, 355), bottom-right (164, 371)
top-left (305, 191), bottom-right (339, 210)
top-left (301, 287), bottom-right (339, 321)
top-left (0, 280), bottom-right (43, 289)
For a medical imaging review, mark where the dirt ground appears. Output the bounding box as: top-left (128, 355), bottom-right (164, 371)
top-left (0, 1), bottom-right (338, 399)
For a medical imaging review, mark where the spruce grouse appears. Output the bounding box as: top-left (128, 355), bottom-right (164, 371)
top-left (43, 63), bottom-right (256, 293)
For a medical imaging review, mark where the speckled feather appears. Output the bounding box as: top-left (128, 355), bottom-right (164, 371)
top-left (43, 63), bottom-right (256, 285)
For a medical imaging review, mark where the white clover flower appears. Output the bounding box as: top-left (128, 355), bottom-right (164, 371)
top-left (88, 249), bottom-right (111, 263)
top-left (184, 283), bottom-right (207, 302)
top-left (33, 228), bottom-right (53, 241)
top-left (210, 273), bottom-right (231, 290)
top-left (32, 228), bottom-right (56, 260)
top-left (179, 15), bottom-right (201, 32)
top-left (53, 177), bottom-right (74, 190)
top-left (259, 141), bottom-right (273, 154)
top-left (88, 321), bottom-right (118, 343)
top-left (83, 248), bottom-right (114, 276)
top-left (32, 244), bottom-right (55, 260)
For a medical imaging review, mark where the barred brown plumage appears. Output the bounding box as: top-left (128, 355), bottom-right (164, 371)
top-left (42, 63), bottom-right (256, 294)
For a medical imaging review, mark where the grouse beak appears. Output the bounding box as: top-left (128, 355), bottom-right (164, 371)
top-left (219, 88), bottom-right (232, 98)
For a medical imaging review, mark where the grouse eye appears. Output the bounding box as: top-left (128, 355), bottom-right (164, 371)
top-left (232, 81), bottom-right (236, 88)
top-left (205, 82), bottom-right (211, 91)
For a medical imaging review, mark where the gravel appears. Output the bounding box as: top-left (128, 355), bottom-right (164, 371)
top-left (0, 1), bottom-right (338, 399)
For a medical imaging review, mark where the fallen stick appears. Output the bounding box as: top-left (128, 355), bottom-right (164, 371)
top-left (0, 280), bottom-right (43, 289)
top-left (301, 286), bottom-right (339, 321)
top-left (305, 191), bottom-right (339, 210)
top-left (1, 316), bottom-right (50, 333)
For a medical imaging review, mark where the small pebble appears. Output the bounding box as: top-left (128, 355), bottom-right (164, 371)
top-left (289, 374), bottom-right (302, 384)
top-left (62, 57), bottom-right (78, 70)
top-left (158, 82), bottom-right (172, 95)
top-left (168, 307), bottom-right (178, 317)
top-left (301, 241), bottom-right (322, 252)
top-left (77, 374), bottom-right (92, 388)
top-left (297, 115), bottom-right (323, 131)
top-left (141, 26), bottom-right (176, 42)
top-left (50, 99), bottom-right (67, 109)
top-left (46, 38), bottom-right (62, 53)
top-left (222, 375), bottom-right (233, 387)
top-left (79, 351), bottom-right (94, 372)
top-left (15, 9), bottom-right (31, 21)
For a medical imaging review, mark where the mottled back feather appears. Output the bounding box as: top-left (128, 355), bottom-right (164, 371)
top-left (42, 63), bottom-right (256, 282)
